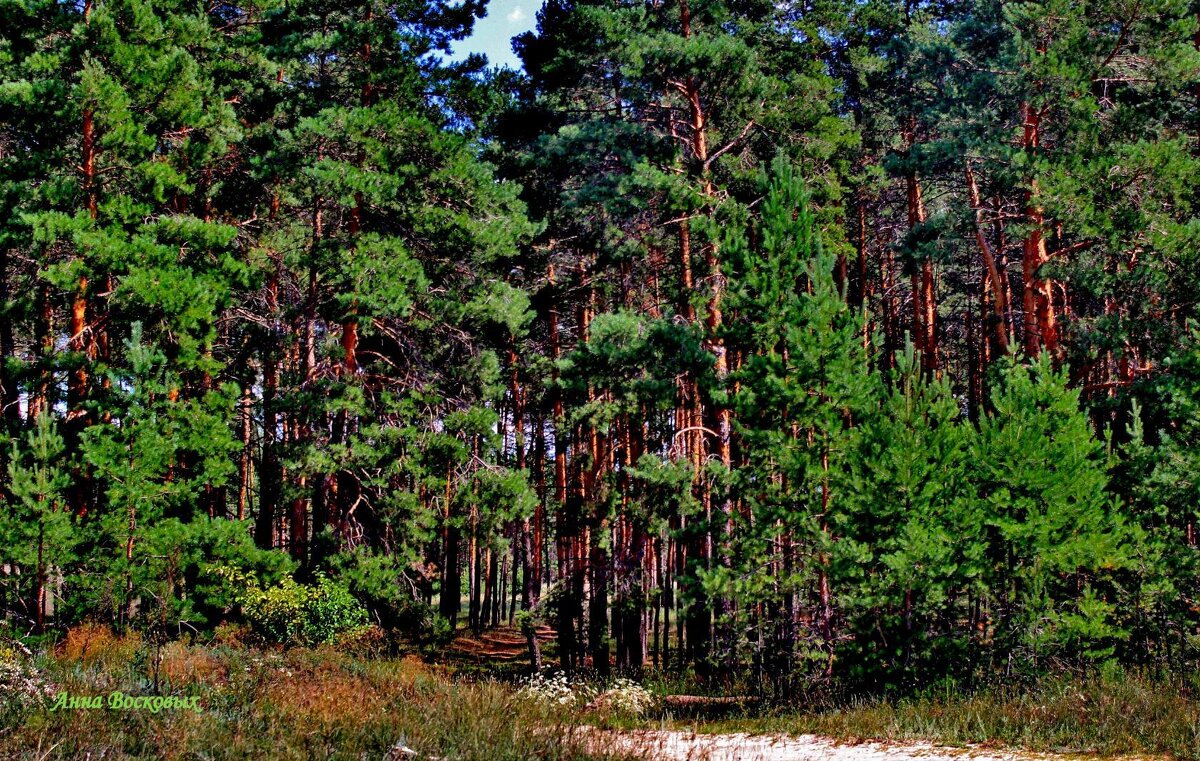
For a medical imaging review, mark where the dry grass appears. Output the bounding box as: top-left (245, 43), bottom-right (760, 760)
top-left (0, 626), bottom-right (633, 761)
top-left (57, 622), bottom-right (141, 668)
top-left (155, 641), bottom-right (227, 688)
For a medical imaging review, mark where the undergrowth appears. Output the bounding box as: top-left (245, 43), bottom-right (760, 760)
top-left (0, 627), bottom-right (631, 761)
top-left (9, 625), bottom-right (1200, 759)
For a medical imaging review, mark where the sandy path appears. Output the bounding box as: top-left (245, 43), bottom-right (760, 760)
top-left (579, 728), bottom-right (1161, 761)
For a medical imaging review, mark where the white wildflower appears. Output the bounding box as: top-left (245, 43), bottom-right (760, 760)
top-left (517, 671), bottom-right (596, 707)
top-left (589, 678), bottom-right (658, 716)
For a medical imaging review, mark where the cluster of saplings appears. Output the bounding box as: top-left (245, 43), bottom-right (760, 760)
top-left (2, 0), bottom-right (1199, 698)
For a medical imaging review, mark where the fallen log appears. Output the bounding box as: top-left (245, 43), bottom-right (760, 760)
top-left (662, 695), bottom-right (760, 717)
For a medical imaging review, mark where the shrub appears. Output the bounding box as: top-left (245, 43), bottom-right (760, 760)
top-left (326, 547), bottom-right (434, 637)
top-left (241, 577), bottom-right (309, 644)
top-left (0, 640), bottom-right (53, 707)
top-left (218, 570), bottom-right (368, 646)
top-left (303, 577), bottom-right (369, 644)
top-left (429, 614), bottom-right (455, 647)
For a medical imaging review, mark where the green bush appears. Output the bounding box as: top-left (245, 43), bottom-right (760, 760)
top-left (300, 577), bottom-right (369, 645)
top-left (429, 614), bottom-right (455, 647)
top-left (326, 548), bottom-right (434, 638)
top-left (241, 577), bottom-right (309, 644)
top-left (219, 570), bottom-right (368, 646)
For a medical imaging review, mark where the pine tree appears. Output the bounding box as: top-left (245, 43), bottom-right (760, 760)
top-left (78, 326), bottom-right (239, 624)
top-left (2, 0), bottom-right (274, 627)
top-left (247, 0), bottom-right (536, 583)
top-left (4, 415), bottom-right (75, 632)
top-left (944, 0), bottom-right (1200, 370)
top-left (557, 309), bottom-right (709, 672)
top-left (839, 345), bottom-right (980, 688)
top-left (1115, 324), bottom-right (1200, 666)
top-left (505, 0), bottom-right (855, 671)
top-left (973, 356), bottom-right (1132, 669)
top-left (717, 158), bottom-right (876, 687)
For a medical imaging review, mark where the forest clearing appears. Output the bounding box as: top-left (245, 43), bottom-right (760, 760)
top-left (3, 0), bottom-right (1200, 756)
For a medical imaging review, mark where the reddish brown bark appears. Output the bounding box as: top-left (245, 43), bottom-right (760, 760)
top-left (965, 163), bottom-right (1011, 353)
top-left (70, 101), bottom-right (97, 424)
top-left (904, 125), bottom-right (937, 374)
top-left (342, 190), bottom-right (361, 377)
top-left (237, 386), bottom-right (252, 521)
top-left (1020, 101), bottom-right (1059, 357)
top-left (879, 226), bottom-right (899, 371)
top-left (855, 192), bottom-right (871, 308)
top-left (29, 286), bottom-right (53, 420)
top-left (341, 13), bottom-right (371, 377)
top-left (441, 463), bottom-right (461, 626)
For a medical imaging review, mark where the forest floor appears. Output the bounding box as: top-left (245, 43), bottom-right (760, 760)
top-left (439, 625), bottom-right (1190, 760)
top-left (445, 622), bottom-right (556, 665)
top-left (435, 626), bottom-right (1186, 759)
top-left (1, 624), bottom-right (1195, 759)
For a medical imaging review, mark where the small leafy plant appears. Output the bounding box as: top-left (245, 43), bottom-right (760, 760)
top-left (216, 569), bottom-right (368, 646)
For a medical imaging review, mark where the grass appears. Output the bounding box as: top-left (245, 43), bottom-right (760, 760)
top-left (645, 672), bottom-right (1200, 759)
top-left (8, 626), bottom-right (1200, 759)
top-left (0, 626), bottom-right (633, 761)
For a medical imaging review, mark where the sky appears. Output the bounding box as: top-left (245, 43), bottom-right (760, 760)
top-left (448, 0), bottom-right (538, 70)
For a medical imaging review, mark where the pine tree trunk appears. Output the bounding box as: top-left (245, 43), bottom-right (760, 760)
top-left (965, 164), bottom-right (1011, 352)
top-left (879, 229), bottom-right (899, 372)
top-left (904, 124), bottom-right (937, 374)
top-left (290, 479), bottom-right (308, 562)
top-left (67, 90), bottom-right (98, 517)
top-left (238, 387), bottom-right (253, 520)
top-left (34, 520), bottom-right (46, 633)
top-left (1020, 101), bottom-right (1059, 357)
top-left (489, 545), bottom-right (501, 628)
top-left (255, 351), bottom-right (280, 547)
top-left (440, 465), bottom-right (461, 627)
top-left (0, 248), bottom-right (18, 428)
top-left (255, 266), bottom-right (282, 548)
top-left (547, 264), bottom-right (581, 668)
top-left (855, 191), bottom-right (871, 310)
top-left (509, 527), bottom-right (519, 625)
top-left (588, 516), bottom-right (610, 675)
top-left (29, 286), bottom-right (53, 421)
top-left (615, 416), bottom-right (646, 674)
top-left (679, 0), bottom-right (735, 670)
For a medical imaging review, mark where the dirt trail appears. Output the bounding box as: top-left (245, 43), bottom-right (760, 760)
top-left (580, 728), bottom-right (1163, 761)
